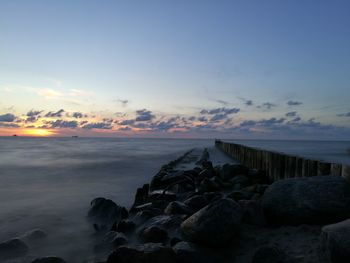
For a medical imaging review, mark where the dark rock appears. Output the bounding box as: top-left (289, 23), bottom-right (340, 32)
top-left (320, 218), bottom-right (350, 263)
top-left (31, 257), bottom-right (66, 263)
top-left (196, 148), bottom-right (209, 165)
top-left (107, 243), bottom-right (176, 263)
top-left (133, 184), bottom-right (150, 207)
top-left (249, 169), bottom-right (269, 184)
top-left (170, 237), bottom-right (182, 247)
top-left (197, 169), bottom-right (215, 180)
top-left (88, 197), bottom-right (128, 227)
top-left (262, 176), bottom-right (350, 225)
top-left (183, 195), bottom-right (209, 211)
top-left (132, 210), bottom-right (163, 225)
top-left (181, 198), bottom-right (242, 247)
top-left (0, 238), bottom-right (28, 260)
top-left (219, 164), bottom-right (249, 180)
top-left (116, 220), bottom-right (136, 234)
top-left (201, 160), bottom-right (213, 170)
top-left (147, 191), bottom-right (177, 203)
top-left (227, 190), bottom-right (254, 201)
top-left (164, 201), bottom-right (194, 216)
top-left (229, 175), bottom-right (250, 188)
top-left (139, 226), bottom-right (168, 243)
top-left (238, 200), bottom-right (266, 226)
top-left (139, 215), bottom-right (185, 232)
top-left (173, 241), bottom-right (224, 263)
top-left (252, 245), bottom-right (286, 263)
top-left (22, 228), bottom-right (47, 241)
top-left (198, 178), bottom-right (220, 193)
top-left (203, 192), bottom-right (223, 202)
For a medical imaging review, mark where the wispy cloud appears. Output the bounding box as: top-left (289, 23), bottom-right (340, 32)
top-left (34, 88), bottom-right (63, 99)
top-left (287, 100), bottom-right (303, 106)
top-left (337, 112), bottom-right (350, 117)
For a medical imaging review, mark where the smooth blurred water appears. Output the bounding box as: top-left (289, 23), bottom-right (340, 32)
top-left (228, 139), bottom-right (350, 165)
top-left (0, 137), bottom-right (211, 262)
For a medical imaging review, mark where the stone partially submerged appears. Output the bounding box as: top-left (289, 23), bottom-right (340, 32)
top-left (181, 198), bottom-right (242, 247)
top-left (320, 218), bottom-right (350, 263)
top-left (0, 238), bottom-right (28, 260)
top-left (262, 176), bottom-right (350, 225)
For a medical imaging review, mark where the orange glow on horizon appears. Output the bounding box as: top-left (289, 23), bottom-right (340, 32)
top-left (22, 129), bottom-right (56, 137)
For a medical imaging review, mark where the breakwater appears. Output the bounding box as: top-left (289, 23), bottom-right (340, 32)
top-left (215, 140), bottom-right (350, 181)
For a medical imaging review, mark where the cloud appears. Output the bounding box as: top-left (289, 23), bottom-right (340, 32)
top-left (34, 88), bottom-right (62, 99)
top-left (287, 100), bottom-right (303, 106)
top-left (72, 112), bottom-right (84, 118)
top-left (337, 112), bottom-right (350, 117)
top-left (27, 110), bottom-right (43, 117)
top-left (45, 109), bottom-right (65, 118)
top-left (245, 100), bottom-right (253, 106)
top-left (200, 107), bottom-right (240, 115)
top-left (69, 89), bottom-right (92, 97)
top-left (285, 111), bottom-right (297, 117)
top-left (257, 102), bottom-right (276, 110)
top-left (118, 99), bottom-right (129, 107)
top-left (0, 122), bottom-right (20, 128)
top-left (0, 113), bottom-right (16, 122)
top-left (197, 116), bottom-right (208, 122)
top-left (215, 99), bottom-right (229, 106)
top-left (118, 119), bottom-right (135, 125)
top-left (47, 120), bottom-right (78, 128)
top-left (82, 122), bottom-right (112, 129)
top-left (135, 109), bottom-right (155, 122)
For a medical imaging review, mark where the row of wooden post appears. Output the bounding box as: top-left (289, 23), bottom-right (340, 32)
top-left (215, 140), bottom-right (350, 181)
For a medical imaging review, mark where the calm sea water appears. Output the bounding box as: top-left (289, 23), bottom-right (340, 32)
top-left (0, 137), bottom-right (349, 262)
top-left (228, 139), bottom-right (350, 165)
top-left (0, 137), bottom-right (211, 262)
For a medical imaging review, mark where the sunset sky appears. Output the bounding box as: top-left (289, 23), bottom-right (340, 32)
top-left (1, 0), bottom-right (350, 139)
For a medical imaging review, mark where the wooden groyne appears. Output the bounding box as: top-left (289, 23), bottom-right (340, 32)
top-left (215, 140), bottom-right (350, 181)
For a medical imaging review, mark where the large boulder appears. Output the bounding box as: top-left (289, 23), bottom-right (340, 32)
top-left (251, 245), bottom-right (286, 263)
top-left (262, 176), bottom-right (350, 225)
top-left (107, 243), bottom-right (176, 263)
top-left (320, 219), bottom-right (350, 263)
top-left (219, 164), bottom-right (249, 180)
top-left (0, 238), bottom-right (28, 260)
top-left (181, 198), bottom-right (242, 247)
top-left (139, 226), bottom-right (168, 243)
top-left (88, 197), bottom-right (128, 226)
top-left (164, 201), bottom-right (194, 216)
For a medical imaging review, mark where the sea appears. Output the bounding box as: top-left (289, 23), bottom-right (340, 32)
top-left (0, 137), bottom-right (349, 262)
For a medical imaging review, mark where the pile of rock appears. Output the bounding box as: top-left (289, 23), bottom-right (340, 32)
top-left (86, 148), bottom-right (350, 263)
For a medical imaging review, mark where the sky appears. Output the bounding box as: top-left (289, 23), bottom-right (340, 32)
top-left (0, 0), bottom-right (350, 139)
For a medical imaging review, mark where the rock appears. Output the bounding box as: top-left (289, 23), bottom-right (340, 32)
top-left (252, 245), bottom-right (286, 263)
top-left (139, 215), bottom-right (185, 232)
top-left (107, 243), bottom-right (176, 263)
top-left (133, 184), bottom-right (150, 207)
top-left (227, 190), bottom-right (254, 201)
top-left (115, 220), bottom-right (136, 234)
top-left (320, 218), bottom-right (350, 263)
top-left (164, 201), bottom-right (194, 216)
top-left (238, 200), bottom-right (266, 226)
top-left (181, 198), bottom-right (242, 247)
top-left (88, 197), bottom-right (128, 226)
top-left (22, 228), bottom-right (47, 241)
top-left (31, 257), bottom-right (66, 263)
top-left (229, 175), bottom-right (250, 188)
top-left (0, 238), bottom-right (28, 260)
top-left (173, 241), bottom-right (224, 263)
top-left (262, 176), bottom-right (350, 225)
top-left (147, 191), bottom-right (177, 203)
top-left (139, 226), bottom-right (168, 243)
top-left (219, 164), bottom-right (249, 180)
top-left (198, 178), bottom-right (220, 193)
top-left (170, 237), bottom-right (182, 247)
top-left (197, 169), bottom-right (215, 181)
top-left (183, 195), bottom-right (209, 211)
top-left (95, 231), bottom-right (128, 252)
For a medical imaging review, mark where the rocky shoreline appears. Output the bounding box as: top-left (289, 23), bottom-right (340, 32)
top-left (2, 147), bottom-right (350, 262)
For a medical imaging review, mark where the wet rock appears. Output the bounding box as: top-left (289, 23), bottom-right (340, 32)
top-left (201, 160), bottom-right (213, 170)
top-left (229, 175), bottom-right (250, 188)
top-left (227, 190), bottom-right (254, 201)
top-left (22, 228), bottom-right (47, 241)
top-left (181, 198), bottom-right (242, 247)
top-left (88, 197), bottom-right (128, 226)
top-left (252, 245), bottom-right (286, 263)
top-left (173, 241), bottom-right (225, 263)
top-left (147, 191), bottom-right (177, 203)
top-left (197, 169), bottom-right (215, 181)
top-left (0, 238), bottom-right (28, 260)
top-left (262, 176), bottom-right (350, 225)
top-left (183, 195), bottom-right (209, 211)
top-left (170, 237), bottom-right (182, 247)
top-left (249, 169), bottom-right (269, 184)
top-left (219, 164), bottom-right (249, 180)
top-left (198, 178), bottom-right (220, 193)
top-left (31, 257), bottom-right (66, 263)
top-left (320, 218), bottom-right (350, 263)
top-left (133, 184), bottom-right (150, 207)
top-left (95, 231), bottom-right (128, 252)
top-left (139, 226), bottom-right (168, 243)
top-left (116, 220), bottom-right (136, 234)
top-left (164, 201), bottom-right (194, 216)
top-left (238, 200), bottom-right (266, 226)
top-left (107, 243), bottom-right (176, 263)
top-left (139, 215), bottom-right (185, 232)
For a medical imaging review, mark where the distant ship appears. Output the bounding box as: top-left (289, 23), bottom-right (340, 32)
top-left (72, 135), bottom-right (79, 138)
top-left (12, 134), bottom-right (18, 137)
